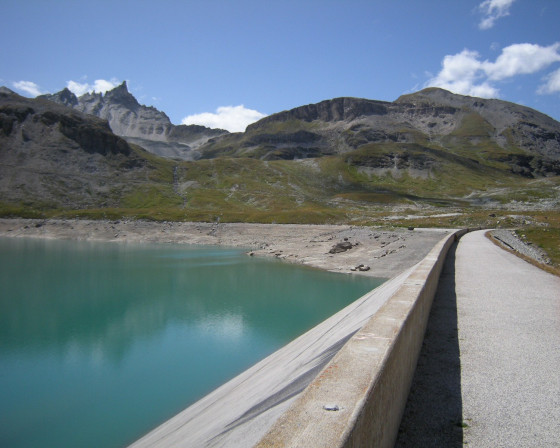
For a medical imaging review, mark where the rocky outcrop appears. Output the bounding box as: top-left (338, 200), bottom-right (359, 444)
top-left (40, 82), bottom-right (228, 160)
top-left (346, 149), bottom-right (438, 171)
top-left (396, 88), bottom-right (560, 159)
top-left (1, 91), bottom-right (131, 157)
top-left (247, 97), bottom-right (389, 130)
top-left (40, 87), bottom-right (79, 108)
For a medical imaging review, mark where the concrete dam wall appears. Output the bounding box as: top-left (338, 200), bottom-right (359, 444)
top-left (130, 230), bottom-right (464, 447)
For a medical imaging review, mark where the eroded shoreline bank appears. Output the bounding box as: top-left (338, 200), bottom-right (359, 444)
top-left (0, 218), bottom-right (452, 278)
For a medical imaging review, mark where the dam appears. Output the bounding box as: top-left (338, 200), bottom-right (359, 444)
top-left (130, 230), bottom-right (463, 447)
top-left (130, 227), bottom-right (560, 447)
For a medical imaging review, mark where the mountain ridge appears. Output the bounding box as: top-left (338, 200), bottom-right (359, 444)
top-left (38, 82), bottom-right (560, 168)
top-left (2, 84), bottom-right (559, 224)
top-left (198, 88), bottom-right (560, 181)
top-left (40, 81), bottom-right (229, 160)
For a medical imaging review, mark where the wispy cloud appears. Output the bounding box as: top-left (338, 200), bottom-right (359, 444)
top-left (182, 105), bottom-right (267, 132)
top-left (478, 0), bottom-right (515, 30)
top-left (12, 80), bottom-right (43, 96)
top-left (66, 78), bottom-right (119, 96)
top-left (538, 68), bottom-right (560, 94)
top-left (426, 43), bottom-right (560, 98)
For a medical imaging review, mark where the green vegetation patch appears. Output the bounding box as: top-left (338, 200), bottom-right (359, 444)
top-left (515, 211), bottom-right (560, 273)
top-left (0, 202), bottom-right (48, 219)
top-left (333, 191), bottom-right (413, 204)
top-left (450, 112), bottom-right (494, 137)
top-left (120, 184), bottom-right (183, 209)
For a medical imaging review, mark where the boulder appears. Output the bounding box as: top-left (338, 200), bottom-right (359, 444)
top-left (329, 241), bottom-right (353, 254)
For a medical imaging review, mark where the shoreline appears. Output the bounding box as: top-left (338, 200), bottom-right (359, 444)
top-left (0, 218), bottom-right (452, 278)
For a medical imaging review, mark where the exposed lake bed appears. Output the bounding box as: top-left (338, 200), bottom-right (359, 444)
top-left (0, 218), bottom-right (452, 278)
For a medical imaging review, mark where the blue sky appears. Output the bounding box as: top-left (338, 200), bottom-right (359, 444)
top-left (2, 0), bottom-right (559, 131)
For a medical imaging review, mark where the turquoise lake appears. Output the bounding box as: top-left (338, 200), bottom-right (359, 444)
top-left (0, 237), bottom-right (382, 448)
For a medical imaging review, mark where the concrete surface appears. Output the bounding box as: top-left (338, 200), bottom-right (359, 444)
top-left (394, 238), bottom-right (465, 447)
top-left (397, 230), bottom-right (560, 447)
top-left (254, 231), bottom-right (462, 448)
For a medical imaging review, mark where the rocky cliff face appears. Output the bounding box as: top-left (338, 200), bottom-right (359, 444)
top-left (40, 82), bottom-right (228, 160)
top-left (248, 97), bottom-right (390, 127)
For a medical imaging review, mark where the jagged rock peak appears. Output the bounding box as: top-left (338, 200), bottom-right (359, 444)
top-left (39, 87), bottom-right (79, 107)
top-left (105, 80), bottom-right (130, 97)
top-left (102, 81), bottom-right (139, 109)
top-left (114, 80), bottom-right (129, 92)
top-left (38, 79), bottom-right (229, 159)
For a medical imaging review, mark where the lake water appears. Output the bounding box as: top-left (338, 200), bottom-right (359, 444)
top-left (0, 237), bottom-right (382, 448)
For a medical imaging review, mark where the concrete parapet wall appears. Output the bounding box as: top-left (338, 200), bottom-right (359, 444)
top-left (255, 229), bottom-right (466, 448)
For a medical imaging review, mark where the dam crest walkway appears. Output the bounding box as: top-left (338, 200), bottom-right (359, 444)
top-left (396, 230), bottom-right (560, 447)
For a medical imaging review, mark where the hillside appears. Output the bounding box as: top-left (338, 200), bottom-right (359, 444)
top-left (0, 88), bottom-right (178, 213)
top-left (1, 86), bottom-right (559, 227)
top-left (199, 88), bottom-right (560, 177)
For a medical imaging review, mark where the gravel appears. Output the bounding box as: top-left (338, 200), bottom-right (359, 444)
top-left (490, 229), bottom-right (551, 265)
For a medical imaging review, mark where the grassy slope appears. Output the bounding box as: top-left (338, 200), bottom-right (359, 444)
top-left (2, 136), bottom-right (557, 221)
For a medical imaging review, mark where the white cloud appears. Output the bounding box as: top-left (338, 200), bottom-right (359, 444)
top-left (479, 0), bottom-right (515, 30)
top-left (485, 43), bottom-right (560, 80)
top-left (538, 68), bottom-right (560, 94)
top-left (181, 105), bottom-right (267, 132)
top-left (66, 78), bottom-right (119, 96)
top-left (12, 80), bottom-right (42, 96)
top-left (426, 42), bottom-right (560, 98)
top-left (426, 49), bottom-right (499, 98)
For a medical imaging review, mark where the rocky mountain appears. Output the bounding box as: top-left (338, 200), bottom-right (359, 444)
top-left (0, 88), bottom-right (160, 209)
top-left (199, 88), bottom-right (560, 178)
top-left (1, 85), bottom-right (559, 222)
top-left (40, 82), bottom-right (228, 160)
